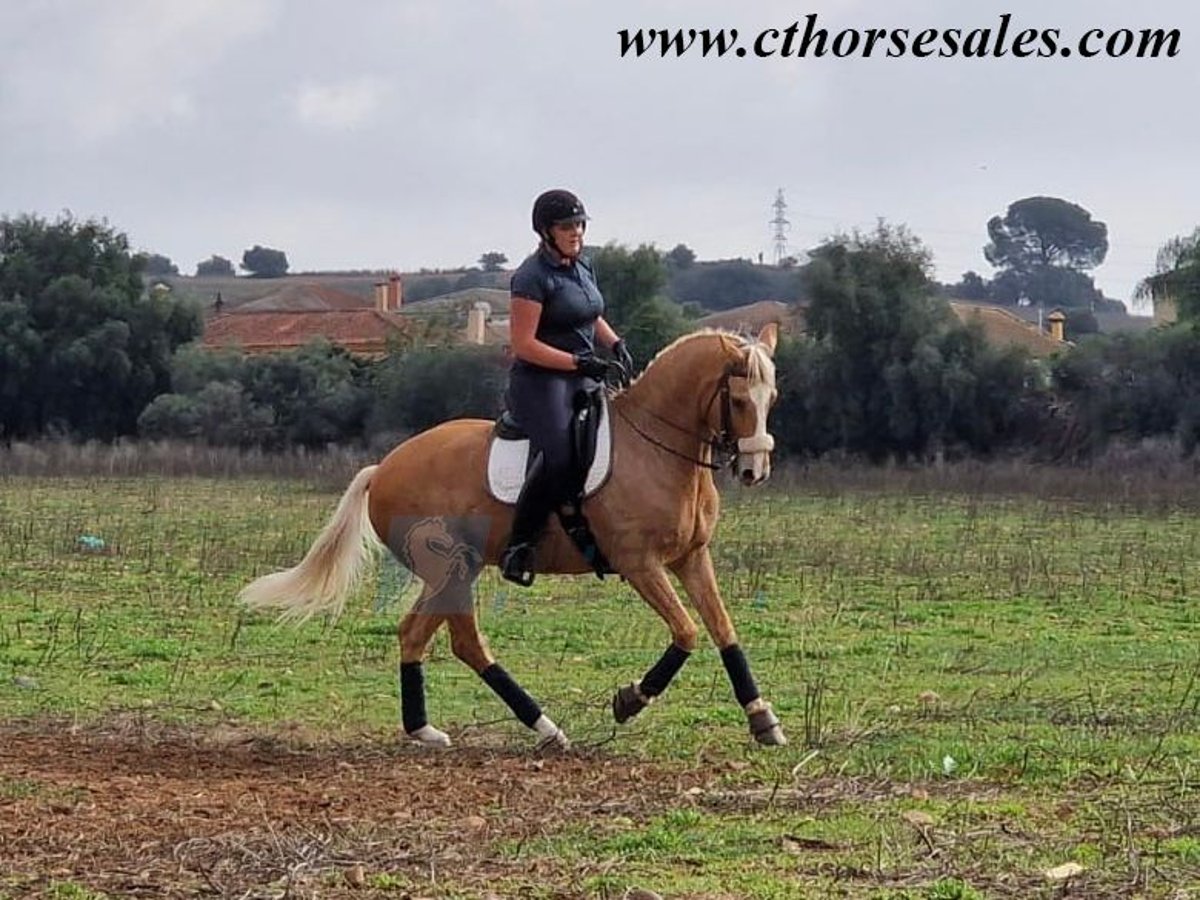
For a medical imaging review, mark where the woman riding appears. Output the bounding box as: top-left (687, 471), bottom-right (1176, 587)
top-left (499, 189), bottom-right (634, 586)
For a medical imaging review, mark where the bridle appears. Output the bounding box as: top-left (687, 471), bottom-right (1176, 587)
top-left (613, 365), bottom-right (742, 471)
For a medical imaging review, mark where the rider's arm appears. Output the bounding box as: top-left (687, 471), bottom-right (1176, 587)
top-left (509, 296), bottom-right (579, 371)
top-left (594, 317), bottom-right (620, 350)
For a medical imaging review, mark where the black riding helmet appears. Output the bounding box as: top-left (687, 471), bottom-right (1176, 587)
top-left (532, 189), bottom-right (588, 243)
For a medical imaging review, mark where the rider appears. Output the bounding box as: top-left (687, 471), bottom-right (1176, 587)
top-left (499, 189), bottom-right (635, 586)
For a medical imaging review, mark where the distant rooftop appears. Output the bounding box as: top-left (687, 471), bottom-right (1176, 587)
top-left (202, 309), bottom-right (409, 356)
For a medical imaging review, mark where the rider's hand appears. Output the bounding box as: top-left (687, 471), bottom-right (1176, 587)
top-left (572, 351), bottom-right (611, 380)
top-left (612, 339), bottom-right (635, 386)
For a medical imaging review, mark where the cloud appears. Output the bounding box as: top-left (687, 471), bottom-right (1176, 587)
top-left (0, 0), bottom-right (280, 143)
top-left (292, 77), bottom-right (387, 130)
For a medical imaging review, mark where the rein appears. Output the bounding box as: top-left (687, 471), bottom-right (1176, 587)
top-left (613, 366), bottom-right (740, 472)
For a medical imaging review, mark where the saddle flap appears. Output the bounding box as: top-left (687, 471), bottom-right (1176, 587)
top-left (487, 393), bottom-right (612, 504)
top-left (568, 386), bottom-right (604, 495)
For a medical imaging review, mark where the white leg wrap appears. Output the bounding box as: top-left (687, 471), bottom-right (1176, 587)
top-left (408, 724), bottom-right (451, 747)
top-left (532, 715), bottom-right (570, 749)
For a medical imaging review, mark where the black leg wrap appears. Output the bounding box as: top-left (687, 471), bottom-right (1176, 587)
top-left (480, 663), bottom-right (542, 728)
top-left (400, 662), bottom-right (428, 734)
top-left (720, 644), bottom-right (760, 707)
top-left (641, 643), bottom-right (692, 698)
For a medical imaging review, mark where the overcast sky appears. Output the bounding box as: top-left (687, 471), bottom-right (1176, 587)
top-left (2, 1), bottom-right (1197, 311)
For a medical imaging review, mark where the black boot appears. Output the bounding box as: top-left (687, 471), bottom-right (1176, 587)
top-left (500, 453), bottom-right (559, 587)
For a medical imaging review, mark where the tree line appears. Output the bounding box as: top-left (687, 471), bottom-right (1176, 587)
top-left (4, 211), bottom-right (1200, 461)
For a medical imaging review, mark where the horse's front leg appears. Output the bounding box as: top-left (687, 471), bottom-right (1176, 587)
top-left (613, 566), bottom-right (700, 724)
top-left (670, 546), bottom-right (787, 746)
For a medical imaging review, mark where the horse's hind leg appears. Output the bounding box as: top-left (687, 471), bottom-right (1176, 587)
top-left (445, 612), bottom-right (570, 750)
top-left (399, 605), bottom-right (452, 747)
top-left (612, 565), bottom-right (700, 724)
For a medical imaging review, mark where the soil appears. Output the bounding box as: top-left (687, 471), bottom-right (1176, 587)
top-left (0, 718), bottom-right (710, 899)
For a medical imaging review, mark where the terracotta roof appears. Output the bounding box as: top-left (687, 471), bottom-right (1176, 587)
top-left (694, 301), bottom-right (804, 334)
top-left (693, 298), bottom-right (1072, 357)
top-left (949, 302), bottom-right (1066, 357)
top-left (237, 281), bottom-right (370, 312)
top-left (202, 310), bottom-right (410, 356)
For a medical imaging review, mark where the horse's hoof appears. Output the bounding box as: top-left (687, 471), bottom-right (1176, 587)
top-left (755, 724), bottom-right (788, 746)
top-left (407, 724), bottom-right (452, 748)
top-left (613, 683), bottom-right (649, 724)
top-left (535, 728), bottom-right (571, 752)
top-left (748, 706), bottom-right (787, 746)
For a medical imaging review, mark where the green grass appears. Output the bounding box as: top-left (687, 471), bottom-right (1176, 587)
top-left (3, 475), bottom-right (1200, 896)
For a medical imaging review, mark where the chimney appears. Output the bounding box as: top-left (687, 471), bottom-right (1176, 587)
top-left (1047, 309), bottom-right (1066, 342)
top-left (375, 273), bottom-right (402, 312)
top-left (387, 273), bottom-right (402, 311)
top-left (466, 302), bottom-right (489, 345)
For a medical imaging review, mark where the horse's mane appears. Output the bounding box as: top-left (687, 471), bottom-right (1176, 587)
top-left (628, 328), bottom-right (775, 390)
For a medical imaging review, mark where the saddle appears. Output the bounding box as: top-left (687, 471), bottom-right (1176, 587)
top-left (486, 387), bottom-right (614, 578)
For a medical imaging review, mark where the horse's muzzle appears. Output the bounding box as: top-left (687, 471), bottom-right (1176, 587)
top-left (737, 433), bottom-right (774, 486)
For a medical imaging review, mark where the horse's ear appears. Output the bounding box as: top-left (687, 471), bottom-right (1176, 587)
top-left (757, 322), bottom-right (779, 357)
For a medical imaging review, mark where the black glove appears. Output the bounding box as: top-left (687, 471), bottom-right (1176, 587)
top-left (612, 339), bottom-right (635, 385)
top-left (572, 351), bottom-right (611, 380)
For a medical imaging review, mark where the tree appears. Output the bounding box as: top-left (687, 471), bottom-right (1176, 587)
top-left (141, 253), bottom-right (178, 277)
top-left (478, 251), bottom-right (508, 272)
top-left (241, 244), bottom-right (289, 278)
top-left (798, 221), bottom-right (1037, 460)
top-left (990, 266), bottom-right (1103, 309)
top-left (590, 243), bottom-right (687, 365)
top-left (141, 340), bottom-right (371, 447)
top-left (1136, 227), bottom-right (1200, 322)
top-left (241, 340), bottom-right (369, 446)
top-left (1050, 326), bottom-right (1200, 456)
top-left (195, 255), bottom-right (235, 277)
top-left (984, 197), bottom-right (1108, 309)
top-left (668, 260), bottom-right (774, 310)
top-left (951, 270), bottom-right (990, 301)
top-left (985, 197), bottom-right (1108, 272)
top-left (665, 243), bottom-right (696, 270)
top-left (368, 346), bottom-right (507, 438)
top-left (0, 213), bottom-right (203, 440)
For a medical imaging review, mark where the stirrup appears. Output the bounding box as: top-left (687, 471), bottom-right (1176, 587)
top-left (499, 543), bottom-right (537, 587)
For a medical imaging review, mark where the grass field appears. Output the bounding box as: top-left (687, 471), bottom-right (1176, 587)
top-left (2, 472), bottom-right (1199, 898)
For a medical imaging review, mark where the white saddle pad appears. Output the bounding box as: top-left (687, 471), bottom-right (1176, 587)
top-left (486, 398), bottom-right (612, 504)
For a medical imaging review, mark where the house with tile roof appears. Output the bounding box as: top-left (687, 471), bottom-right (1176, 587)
top-left (201, 273), bottom-right (417, 357)
top-left (202, 309), bottom-right (411, 357)
top-left (237, 282), bottom-right (371, 312)
top-left (690, 298), bottom-right (1072, 357)
top-left (948, 301), bottom-right (1069, 357)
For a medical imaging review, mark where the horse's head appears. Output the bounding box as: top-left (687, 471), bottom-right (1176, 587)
top-left (622, 323), bottom-right (781, 484)
top-left (713, 323), bottom-right (779, 486)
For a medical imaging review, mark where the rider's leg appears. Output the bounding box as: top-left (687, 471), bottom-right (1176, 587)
top-left (500, 372), bottom-right (580, 586)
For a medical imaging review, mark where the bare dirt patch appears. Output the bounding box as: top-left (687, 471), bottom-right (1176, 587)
top-left (0, 718), bottom-right (708, 898)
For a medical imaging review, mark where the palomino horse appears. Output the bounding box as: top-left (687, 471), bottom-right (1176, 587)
top-left (240, 323), bottom-right (786, 749)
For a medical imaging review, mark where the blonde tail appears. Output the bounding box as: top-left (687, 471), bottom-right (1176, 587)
top-left (239, 465), bottom-right (381, 622)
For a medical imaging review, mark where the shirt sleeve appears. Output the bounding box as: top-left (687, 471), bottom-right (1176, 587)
top-left (510, 264), bottom-right (546, 304)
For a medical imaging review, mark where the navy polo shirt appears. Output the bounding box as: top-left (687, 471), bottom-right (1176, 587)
top-left (509, 245), bottom-right (605, 373)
